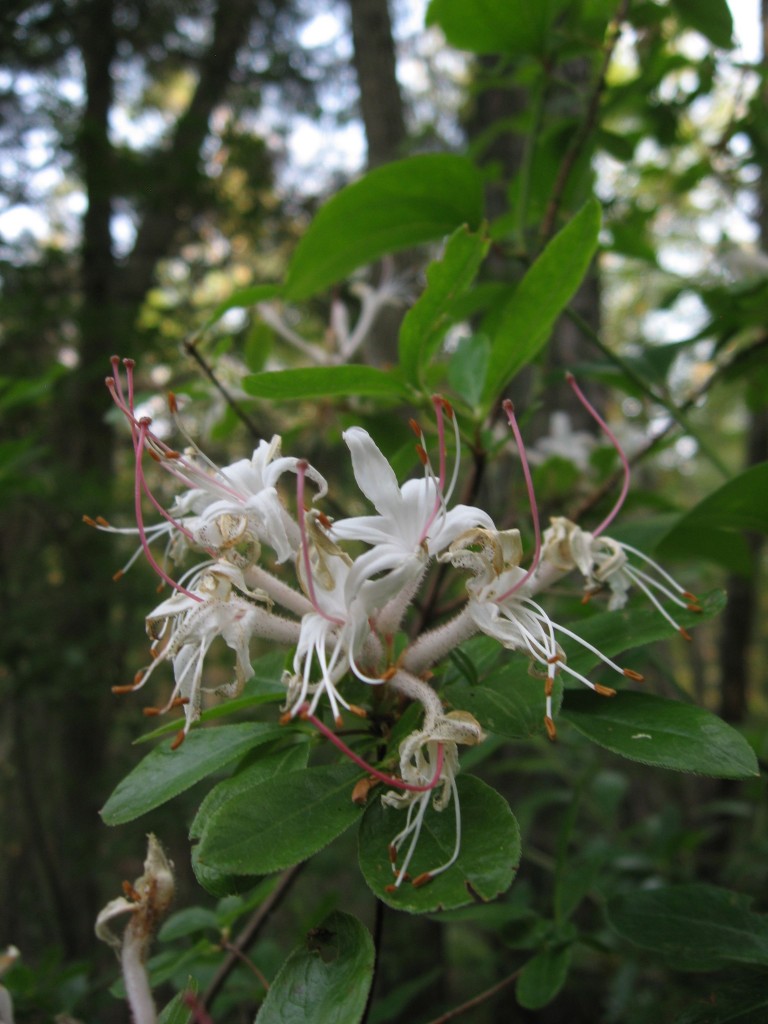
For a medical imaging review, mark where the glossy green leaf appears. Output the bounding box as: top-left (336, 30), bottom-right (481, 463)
top-left (658, 463), bottom-right (768, 572)
top-left (398, 226), bottom-right (488, 385)
top-left (358, 775), bottom-right (520, 913)
top-left (561, 691), bottom-right (758, 779)
top-left (443, 672), bottom-right (563, 740)
top-left (256, 911), bottom-right (375, 1024)
top-left (158, 984), bottom-right (197, 1024)
top-left (482, 199), bottom-right (601, 406)
top-left (100, 723), bottom-right (284, 825)
top-left (243, 365), bottom-right (408, 401)
top-left (196, 763), bottom-right (364, 874)
top-left (447, 333), bottom-right (491, 409)
top-left (675, 970), bottom-right (768, 1023)
top-left (670, 0), bottom-right (733, 48)
top-left (426, 0), bottom-right (561, 55)
top-left (284, 155), bottom-right (484, 299)
top-left (516, 944), bottom-right (572, 1009)
top-left (607, 885), bottom-right (768, 969)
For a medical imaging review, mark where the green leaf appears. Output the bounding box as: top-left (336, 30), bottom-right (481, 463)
top-left (516, 945), bottom-right (572, 1009)
top-left (607, 885), bottom-right (768, 969)
top-left (675, 969), bottom-right (768, 1023)
top-left (561, 691), bottom-right (758, 779)
top-left (243, 365), bottom-right (408, 402)
top-left (158, 984), bottom-right (197, 1024)
top-left (196, 763), bottom-right (364, 874)
top-left (670, 0), bottom-right (733, 48)
top-left (256, 911), bottom-right (375, 1024)
top-left (447, 333), bottom-right (491, 410)
top-left (482, 199), bottom-right (601, 406)
top-left (101, 723), bottom-right (284, 825)
top-left (426, 0), bottom-right (562, 55)
top-left (358, 775), bottom-right (521, 913)
top-left (657, 463), bottom-right (768, 572)
top-left (284, 155), bottom-right (485, 299)
top-left (398, 226), bottom-right (489, 385)
top-left (443, 672), bottom-right (563, 741)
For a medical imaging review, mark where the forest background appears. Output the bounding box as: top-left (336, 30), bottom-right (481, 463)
top-left (1, 0), bottom-right (768, 1021)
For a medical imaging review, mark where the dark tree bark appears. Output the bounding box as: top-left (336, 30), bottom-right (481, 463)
top-left (348, 0), bottom-right (407, 168)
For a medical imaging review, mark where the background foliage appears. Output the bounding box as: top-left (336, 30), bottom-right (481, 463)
top-left (1, 0), bottom-right (767, 1021)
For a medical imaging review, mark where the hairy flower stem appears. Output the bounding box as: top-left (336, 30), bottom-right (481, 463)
top-left (402, 608), bottom-right (478, 677)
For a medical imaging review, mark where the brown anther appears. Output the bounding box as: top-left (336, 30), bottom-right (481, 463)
top-left (112, 569), bottom-right (125, 582)
top-left (502, 398), bottom-right (514, 414)
top-left (123, 358), bottom-right (135, 369)
top-left (122, 881), bottom-right (141, 902)
top-left (351, 778), bottom-right (375, 806)
top-left (388, 843), bottom-right (398, 864)
top-left (436, 396), bottom-right (454, 419)
top-left (623, 668), bottom-right (644, 682)
top-left (164, 449), bottom-right (181, 459)
top-left (96, 516), bottom-right (110, 527)
top-left (82, 514), bottom-right (97, 527)
top-left (348, 704), bottom-right (368, 719)
top-left (412, 872), bottom-right (433, 889)
top-left (415, 444), bottom-right (428, 466)
top-left (544, 677), bottom-right (554, 697)
top-left (170, 729), bottom-right (186, 750)
top-left (112, 684), bottom-right (138, 694)
top-left (279, 710), bottom-right (295, 726)
top-left (408, 418), bottom-right (421, 438)
top-left (687, 603), bottom-right (703, 614)
top-left (317, 512), bottom-right (333, 530)
top-left (148, 450), bottom-right (162, 462)
top-left (679, 627), bottom-right (693, 642)
top-left (594, 684), bottom-right (616, 698)
top-left (142, 707), bottom-right (160, 717)
top-left (683, 591), bottom-right (699, 602)
top-left (546, 653), bottom-right (561, 665)
top-left (170, 697), bottom-right (189, 708)
top-left (334, 714), bottom-right (344, 728)
top-left (133, 669), bottom-right (146, 685)
top-left (384, 884), bottom-right (398, 894)
top-left (167, 391), bottom-right (178, 413)
top-left (105, 375), bottom-right (115, 387)
top-left (544, 715), bottom-right (557, 741)
top-left (581, 592), bottom-right (593, 605)
top-left (381, 665), bottom-right (398, 682)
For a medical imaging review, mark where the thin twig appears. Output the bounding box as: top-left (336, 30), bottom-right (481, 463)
top-left (200, 863), bottom-right (304, 1010)
top-left (420, 969), bottom-right (521, 1024)
top-left (183, 335), bottom-right (264, 441)
top-left (539, 0), bottom-right (630, 243)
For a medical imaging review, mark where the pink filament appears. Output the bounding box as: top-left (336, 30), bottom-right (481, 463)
top-left (566, 372), bottom-right (630, 537)
top-left (497, 399), bottom-right (542, 600)
top-left (302, 705), bottom-right (445, 793)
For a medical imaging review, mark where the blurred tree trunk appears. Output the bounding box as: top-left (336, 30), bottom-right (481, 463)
top-left (348, 0), bottom-right (407, 168)
top-left (717, 0), bottom-right (768, 722)
top-left (0, 0), bottom-right (265, 960)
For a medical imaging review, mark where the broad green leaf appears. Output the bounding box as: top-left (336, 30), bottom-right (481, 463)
top-left (284, 155), bottom-right (484, 299)
top-left (256, 911), bottom-right (375, 1024)
top-left (670, 0), bottom-right (733, 48)
top-left (561, 691), bottom-right (758, 779)
top-left (158, 984), bottom-right (197, 1024)
top-left (243, 365), bottom-right (408, 402)
top-left (443, 672), bottom-right (564, 740)
top-left (200, 283), bottom-right (283, 332)
top-left (398, 226), bottom-right (489, 385)
top-left (358, 775), bottom-right (520, 913)
top-left (426, 0), bottom-right (562, 55)
top-left (675, 969), bottom-right (768, 1023)
top-left (607, 885), bottom-right (768, 969)
top-left (516, 945), bottom-right (572, 1009)
top-left (101, 723), bottom-right (284, 825)
top-left (658, 463), bottom-right (768, 572)
top-left (482, 199), bottom-right (601, 406)
top-left (196, 763), bottom-right (364, 874)
top-left (447, 333), bottom-right (491, 410)
top-left (158, 907), bottom-right (219, 943)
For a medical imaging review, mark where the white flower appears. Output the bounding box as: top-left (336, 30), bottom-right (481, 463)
top-left (383, 710), bottom-right (485, 889)
top-left (123, 561), bottom-right (275, 746)
top-left (333, 427), bottom-right (494, 604)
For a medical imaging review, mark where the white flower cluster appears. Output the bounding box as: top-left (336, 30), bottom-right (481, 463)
top-left (90, 358), bottom-right (699, 889)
